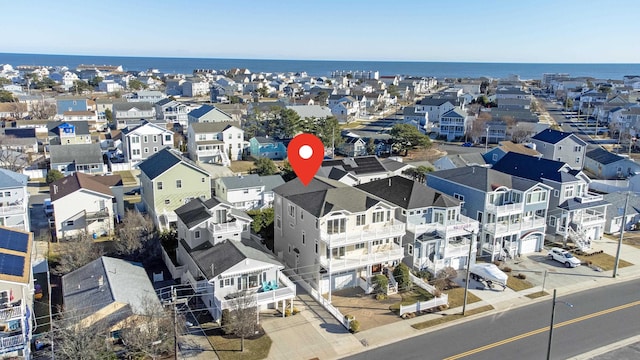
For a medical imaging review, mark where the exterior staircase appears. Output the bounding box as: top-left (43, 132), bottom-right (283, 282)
top-left (384, 268), bottom-right (398, 295)
top-left (568, 226), bottom-right (591, 251)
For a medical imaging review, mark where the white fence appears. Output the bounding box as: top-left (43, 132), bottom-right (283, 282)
top-left (110, 162), bottom-right (134, 172)
top-left (399, 295), bottom-right (449, 316)
top-left (161, 246), bottom-right (185, 280)
top-left (23, 168), bottom-right (47, 179)
top-left (283, 269), bottom-right (350, 330)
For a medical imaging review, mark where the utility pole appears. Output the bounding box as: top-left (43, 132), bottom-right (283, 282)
top-left (172, 286), bottom-right (179, 360)
top-left (462, 230), bottom-right (477, 316)
top-left (613, 191), bottom-right (630, 278)
top-left (546, 289), bottom-right (557, 360)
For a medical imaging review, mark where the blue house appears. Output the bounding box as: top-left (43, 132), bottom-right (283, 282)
top-left (56, 97), bottom-right (91, 115)
top-left (249, 137), bottom-right (287, 160)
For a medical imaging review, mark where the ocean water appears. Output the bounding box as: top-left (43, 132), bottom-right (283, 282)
top-left (1, 52), bottom-right (639, 80)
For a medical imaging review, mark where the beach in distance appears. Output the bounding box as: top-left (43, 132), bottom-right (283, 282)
top-left (2, 52), bottom-right (640, 79)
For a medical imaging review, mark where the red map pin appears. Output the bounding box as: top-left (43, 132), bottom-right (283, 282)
top-left (287, 133), bottom-right (324, 186)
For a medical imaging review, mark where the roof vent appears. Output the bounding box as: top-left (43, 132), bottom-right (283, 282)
top-left (98, 275), bottom-right (104, 287)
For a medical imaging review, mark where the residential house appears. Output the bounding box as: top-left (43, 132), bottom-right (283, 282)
top-left (415, 97), bottom-right (455, 124)
top-left (187, 122), bottom-right (244, 165)
top-left (427, 165), bottom-right (552, 261)
top-left (495, 87), bottom-right (532, 100)
top-left (173, 198), bottom-right (294, 321)
top-left (337, 136), bottom-right (367, 157)
top-left (1, 128), bottom-right (37, 154)
top-left (433, 153), bottom-right (488, 171)
top-left (285, 105), bottom-right (333, 122)
top-left (49, 143), bottom-right (105, 176)
top-left (530, 128), bottom-right (588, 170)
top-left (95, 98), bottom-right (128, 124)
top-left (154, 98), bottom-right (191, 128)
top-left (402, 106), bottom-right (429, 133)
top-left (492, 152), bottom-right (609, 250)
top-left (62, 256), bottom-right (161, 337)
top-left (56, 97), bottom-right (93, 116)
top-left (248, 136), bottom-right (287, 160)
top-left (483, 141), bottom-right (541, 166)
top-left (182, 79), bottom-right (210, 97)
top-left (602, 192), bottom-right (640, 234)
top-left (273, 177), bottom-right (406, 299)
top-left (356, 176), bottom-right (479, 274)
top-left (112, 102), bottom-right (156, 129)
top-left (316, 156), bottom-right (412, 185)
top-left (138, 148), bottom-right (211, 228)
top-left (62, 111), bottom-right (100, 130)
top-left (0, 103), bottom-right (28, 120)
top-left (0, 169), bottom-right (29, 232)
top-left (49, 173), bottom-right (120, 239)
top-left (121, 121), bottom-right (174, 164)
top-left (0, 227), bottom-right (34, 359)
top-left (165, 78), bottom-right (185, 96)
top-left (124, 91), bottom-right (166, 103)
top-left (439, 107), bottom-right (468, 141)
top-left (47, 121), bottom-right (92, 146)
top-left (98, 79), bottom-right (124, 93)
top-left (584, 147), bottom-right (640, 179)
top-left (187, 105), bottom-right (233, 125)
top-left (214, 174), bottom-right (285, 210)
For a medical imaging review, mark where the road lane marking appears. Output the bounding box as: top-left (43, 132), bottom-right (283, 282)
top-left (443, 300), bottom-right (640, 360)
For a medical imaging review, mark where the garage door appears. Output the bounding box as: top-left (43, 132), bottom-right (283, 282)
top-left (520, 236), bottom-right (538, 254)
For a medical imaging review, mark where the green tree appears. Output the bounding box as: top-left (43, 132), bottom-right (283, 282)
top-left (389, 124), bottom-right (431, 156)
top-left (0, 90), bottom-right (14, 103)
top-left (71, 80), bottom-right (92, 94)
top-left (372, 274), bottom-right (388, 294)
top-left (280, 159), bottom-right (296, 181)
top-left (104, 108), bottom-right (113, 123)
top-left (366, 138), bottom-right (376, 155)
top-left (314, 116), bottom-right (344, 149)
top-left (226, 290), bottom-right (259, 352)
top-left (278, 108), bottom-right (302, 138)
top-left (88, 76), bottom-right (103, 87)
top-left (392, 263), bottom-right (411, 291)
top-left (46, 169), bottom-right (64, 184)
top-left (388, 84), bottom-right (400, 98)
top-left (0, 78), bottom-right (11, 85)
top-left (128, 79), bottom-right (146, 90)
top-left (254, 157), bottom-right (278, 175)
top-left (313, 91), bottom-right (329, 104)
top-left (256, 86), bottom-right (269, 98)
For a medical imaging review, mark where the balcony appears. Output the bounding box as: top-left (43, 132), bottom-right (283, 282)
top-left (319, 245), bottom-right (404, 272)
top-left (407, 215), bottom-right (478, 239)
top-left (0, 334), bottom-right (25, 354)
top-left (575, 192), bottom-right (604, 204)
top-left (576, 210), bottom-right (605, 227)
top-left (320, 222), bottom-right (405, 247)
top-left (0, 205), bottom-right (25, 216)
top-left (484, 216), bottom-right (546, 234)
top-left (208, 222), bottom-right (243, 237)
top-left (485, 202), bottom-right (523, 216)
top-left (445, 239), bottom-right (475, 258)
top-left (85, 209), bottom-right (110, 220)
top-left (219, 273), bottom-right (296, 311)
top-left (0, 305), bottom-right (22, 322)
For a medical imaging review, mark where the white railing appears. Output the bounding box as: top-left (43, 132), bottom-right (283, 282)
top-left (208, 222), bottom-right (243, 236)
top-left (445, 241), bottom-right (473, 258)
top-left (399, 295), bottom-right (449, 316)
top-left (410, 273), bottom-right (438, 294)
top-left (485, 202), bottom-right (523, 215)
top-left (407, 216), bottom-right (478, 238)
top-left (579, 210), bottom-right (605, 225)
top-left (320, 223), bottom-right (405, 247)
top-left (0, 334), bottom-right (25, 353)
top-left (184, 271), bottom-right (207, 293)
top-left (278, 272), bottom-right (296, 290)
top-left (197, 149), bottom-right (224, 157)
top-left (385, 267), bottom-right (398, 295)
top-left (0, 305), bottom-right (22, 321)
top-left (575, 192), bottom-right (604, 203)
top-left (484, 217), bottom-right (546, 234)
top-left (319, 247), bottom-right (404, 272)
top-left (0, 205), bottom-right (25, 215)
top-left (255, 287), bottom-right (296, 305)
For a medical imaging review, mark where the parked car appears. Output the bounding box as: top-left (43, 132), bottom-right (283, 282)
top-left (547, 247), bottom-right (581, 268)
top-left (43, 198), bottom-right (54, 217)
top-left (461, 142), bottom-right (473, 147)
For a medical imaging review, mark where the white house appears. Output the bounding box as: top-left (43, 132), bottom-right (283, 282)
top-left (0, 169), bottom-right (30, 232)
top-left (187, 122), bottom-right (244, 165)
top-left (214, 174), bottom-right (285, 210)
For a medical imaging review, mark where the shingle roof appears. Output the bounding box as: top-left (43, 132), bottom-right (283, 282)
top-left (0, 168), bottom-right (28, 188)
top-left (49, 143), bottom-right (103, 164)
top-left (62, 256), bottom-right (160, 320)
top-left (418, 97), bottom-right (454, 106)
top-left (190, 239), bottom-right (283, 279)
top-left (138, 148), bottom-right (186, 180)
top-left (496, 141), bottom-right (541, 157)
top-left (428, 165), bottom-right (540, 192)
top-left (113, 102), bottom-right (154, 111)
top-left (356, 176), bottom-right (460, 209)
top-left (50, 172), bottom-right (115, 201)
top-left (285, 105), bottom-right (332, 119)
top-left (442, 108), bottom-right (466, 119)
top-left (47, 121), bottom-right (90, 136)
top-left (532, 128), bottom-right (586, 145)
top-left (190, 121), bottom-right (239, 133)
top-left (175, 198), bottom-right (215, 229)
top-left (492, 152), bottom-right (576, 183)
top-left (3, 127), bottom-right (36, 139)
top-left (188, 104), bottom-right (233, 121)
top-left (260, 175), bottom-right (285, 192)
top-left (585, 147), bottom-right (625, 165)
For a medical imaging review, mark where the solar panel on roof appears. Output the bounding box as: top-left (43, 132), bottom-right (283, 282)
top-left (0, 229), bottom-right (29, 253)
top-left (0, 253), bottom-right (25, 277)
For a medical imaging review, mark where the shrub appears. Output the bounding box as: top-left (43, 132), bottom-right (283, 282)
top-left (375, 293), bottom-right (388, 301)
top-left (437, 304), bottom-right (449, 312)
top-left (372, 274), bottom-right (388, 294)
top-left (502, 266), bottom-right (512, 273)
top-left (344, 314), bottom-right (355, 321)
top-left (434, 289), bottom-right (442, 298)
top-left (415, 270), bottom-right (432, 281)
top-left (434, 266), bottom-right (458, 291)
top-left (516, 273), bottom-right (527, 280)
top-left (221, 309), bottom-right (232, 334)
top-left (349, 319), bottom-right (361, 333)
top-left (393, 263), bottom-right (412, 290)
top-left (292, 307), bottom-right (300, 315)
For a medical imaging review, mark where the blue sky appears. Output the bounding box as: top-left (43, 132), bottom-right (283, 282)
top-left (4, 0), bottom-right (639, 63)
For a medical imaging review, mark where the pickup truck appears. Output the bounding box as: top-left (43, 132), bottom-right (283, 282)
top-left (469, 263), bottom-right (508, 290)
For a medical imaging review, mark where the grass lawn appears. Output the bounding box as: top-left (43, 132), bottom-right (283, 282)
top-left (389, 287), bottom-right (434, 312)
top-left (444, 287), bottom-right (482, 309)
top-left (576, 252), bottom-right (633, 271)
top-left (623, 233), bottom-right (640, 249)
top-left (229, 161), bottom-right (256, 174)
top-left (506, 275), bottom-right (535, 292)
top-left (411, 305), bottom-right (494, 330)
top-left (208, 332), bottom-right (272, 360)
top-left (526, 291), bottom-right (550, 300)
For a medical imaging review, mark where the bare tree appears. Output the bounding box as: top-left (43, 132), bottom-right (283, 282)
top-left (226, 289), bottom-right (258, 352)
top-left (29, 100), bottom-right (56, 120)
top-left (468, 112), bottom-right (491, 143)
top-left (119, 297), bottom-right (177, 359)
top-left (116, 210), bottom-right (156, 258)
top-left (0, 134), bottom-right (29, 172)
top-left (53, 231), bottom-right (104, 275)
top-left (48, 308), bottom-right (115, 360)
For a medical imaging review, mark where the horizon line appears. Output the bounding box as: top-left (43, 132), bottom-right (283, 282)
top-left (1, 51), bottom-right (639, 66)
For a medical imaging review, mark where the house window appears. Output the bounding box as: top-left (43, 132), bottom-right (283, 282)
top-left (176, 180), bottom-right (182, 188)
top-left (237, 133), bottom-right (241, 139)
top-left (574, 146), bottom-right (582, 152)
top-left (300, 212), bottom-right (304, 220)
top-left (492, 154), bottom-right (498, 161)
top-left (372, 210), bottom-right (385, 223)
top-left (131, 136), bottom-right (140, 143)
top-left (228, 134), bottom-right (232, 139)
top-left (302, 232), bottom-right (306, 245)
top-left (288, 204), bottom-right (295, 218)
top-left (202, 177), bottom-right (206, 182)
top-left (132, 149), bottom-right (140, 155)
top-left (327, 218), bottom-right (346, 234)
top-left (65, 220), bottom-right (74, 226)
top-left (288, 244), bottom-right (291, 254)
top-left (355, 243), bottom-right (365, 250)
top-left (576, 157), bottom-right (580, 164)
top-left (554, 189), bottom-right (559, 197)
top-left (165, 135), bottom-right (171, 142)
top-left (144, 148), bottom-right (149, 153)
top-left (408, 244), bottom-right (414, 255)
top-left (356, 214), bottom-right (366, 226)
top-left (276, 217), bottom-right (281, 229)
top-left (157, 182), bottom-right (163, 190)
top-left (454, 193), bottom-right (464, 202)
top-left (549, 216), bottom-right (556, 227)
top-left (195, 230), bottom-right (200, 239)
top-left (315, 240), bottom-right (318, 253)
top-left (143, 135), bottom-right (148, 143)
top-left (243, 189), bottom-right (249, 194)
top-left (153, 135), bottom-right (157, 142)
top-left (527, 189), bottom-right (547, 203)
top-left (165, 199), bottom-right (170, 204)
top-left (564, 185), bottom-right (574, 198)
top-left (153, 147), bottom-right (158, 152)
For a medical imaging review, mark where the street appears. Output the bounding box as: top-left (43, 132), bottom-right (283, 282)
top-left (343, 279), bottom-right (640, 360)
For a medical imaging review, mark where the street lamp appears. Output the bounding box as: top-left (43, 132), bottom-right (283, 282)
top-left (546, 289), bottom-right (573, 360)
top-left (462, 229), bottom-right (477, 316)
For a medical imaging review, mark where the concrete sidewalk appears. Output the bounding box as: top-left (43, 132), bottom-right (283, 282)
top-left (262, 238), bottom-right (640, 360)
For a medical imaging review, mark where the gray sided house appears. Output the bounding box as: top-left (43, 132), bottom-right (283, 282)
top-left (584, 147), bottom-right (640, 180)
top-left (530, 128), bottom-right (588, 170)
top-left (49, 143), bottom-right (104, 176)
top-left (493, 152), bottom-right (608, 250)
top-left (427, 165), bottom-right (551, 261)
top-left (483, 141), bottom-right (541, 166)
top-left (602, 192), bottom-right (640, 234)
top-left (112, 102), bottom-right (156, 129)
top-left (187, 104), bottom-right (234, 125)
top-left (356, 176), bottom-right (479, 275)
top-left (121, 121), bottom-right (174, 164)
top-left (47, 121), bottom-right (92, 146)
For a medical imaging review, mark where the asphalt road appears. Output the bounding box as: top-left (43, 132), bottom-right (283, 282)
top-left (343, 279), bottom-right (640, 360)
